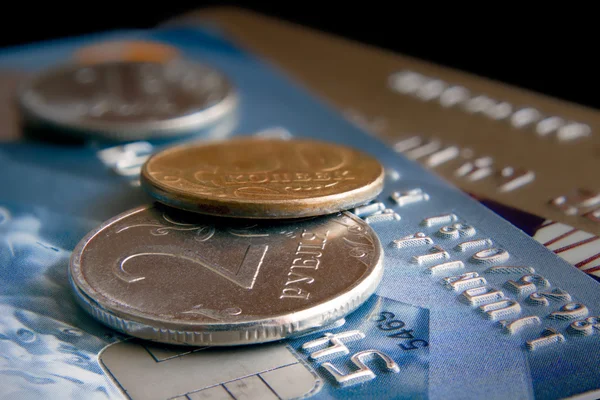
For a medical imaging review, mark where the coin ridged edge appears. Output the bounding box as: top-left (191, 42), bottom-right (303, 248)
top-left (69, 266), bottom-right (382, 346)
top-left (68, 205), bottom-right (384, 345)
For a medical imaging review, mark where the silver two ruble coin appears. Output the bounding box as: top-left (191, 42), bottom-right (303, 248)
top-left (17, 59), bottom-right (237, 141)
top-left (68, 204), bottom-right (384, 346)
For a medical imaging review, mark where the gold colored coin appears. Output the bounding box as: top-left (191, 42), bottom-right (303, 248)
top-left (140, 137), bottom-right (385, 218)
top-left (74, 40), bottom-right (180, 64)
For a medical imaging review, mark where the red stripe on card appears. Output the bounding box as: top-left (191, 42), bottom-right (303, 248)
top-left (543, 228), bottom-right (578, 247)
top-left (584, 264), bottom-right (600, 274)
top-left (575, 252), bottom-right (600, 269)
top-left (554, 236), bottom-right (600, 254)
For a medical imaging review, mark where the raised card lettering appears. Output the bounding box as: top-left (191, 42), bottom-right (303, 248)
top-left (322, 350), bottom-right (400, 386)
top-left (461, 286), bottom-right (504, 306)
top-left (391, 188), bottom-right (430, 206)
top-left (393, 232), bottom-right (433, 249)
top-left (427, 260), bottom-right (464, 275)
top-left (526, 328), bottom-right (565, 351)
top-left (505, 274), bottom-right (550, 295)
top-left (443, 272), bottom-right (487, 291)
top-left (550, 188), bottom-right (600, 216)
top-left (485, 266), bottom-right (535, 275)
top-left (437, 223), bottom-right (476, 240)
top-left (413, 245), bottom-right (449, 265)
top-left (352, 202), bottom-right (385, 217)
top-left (365, 210), bottom-right (400, 224)
top-left (479, 300), bottom-right (521, 320)
top-left (455, 157), bottom-right (493, 181)
top-left (497, 167), bottom-right (535, 193)
top-left (548, 302), bottom-right (589, 321)
top-left (421, 213), bottom-right (458, 227)
top-left (568, 316), bottom-right (600, 336)
top-left (302, 331), bottom-right (365, 360)
top-left (455, 238), bottom-right (493, 252)
top-left (527, 288), bottom-right (571, 306)
top-left (471, 248), bottom-right (510, 264)
top-left (499, 316), bottom-right (541, 334)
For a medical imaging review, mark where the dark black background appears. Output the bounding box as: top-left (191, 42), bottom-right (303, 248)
top-left (1, 2), bottom-right (596, 110)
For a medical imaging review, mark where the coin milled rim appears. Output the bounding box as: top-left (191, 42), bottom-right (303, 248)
top-left (140, 137), bottom-right (386, 219)
top-left (16, 60), bottom-right (238, 139)
top-left (68, 205), bottom-right (384, 346)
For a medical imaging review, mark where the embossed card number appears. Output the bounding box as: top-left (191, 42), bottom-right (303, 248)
top-left (301, 330), bottom-right (401, 387)
top-left (372, 312), bottom-right (429, 351)
top-left (390, 204), bottom-right (596, 351)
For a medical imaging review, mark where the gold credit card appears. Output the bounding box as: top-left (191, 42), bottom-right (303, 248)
top-left (163, 7), bottom-right (600, 238)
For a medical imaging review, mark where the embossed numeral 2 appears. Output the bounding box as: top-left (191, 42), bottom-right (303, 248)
top-left (116, 244), bottom-right (268, 289)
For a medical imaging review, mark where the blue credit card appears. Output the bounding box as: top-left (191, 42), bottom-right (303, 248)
top-left (0, 25), bottom-right (599, 400)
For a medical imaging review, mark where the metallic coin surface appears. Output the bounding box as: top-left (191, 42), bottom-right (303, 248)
top-left (17, 59), bottom-right (237, 140)
top-left (140, 137), bottom-right (385, 218)
top-left (69, 203), bottom-right (384, 346)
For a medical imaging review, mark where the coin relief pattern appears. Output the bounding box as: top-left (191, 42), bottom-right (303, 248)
top-left (143, 138), bottom-right (382, 201)
top-left (71, 205), bottom-right (382, 328)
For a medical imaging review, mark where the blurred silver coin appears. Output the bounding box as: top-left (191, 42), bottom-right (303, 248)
top-left (17, 59), bottom-right (237, 140)
top-left (69, 204), bottom-right (383, 346)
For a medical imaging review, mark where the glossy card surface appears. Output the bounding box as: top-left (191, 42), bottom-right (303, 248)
top-left (0, 24), bottom-right (599, 400)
